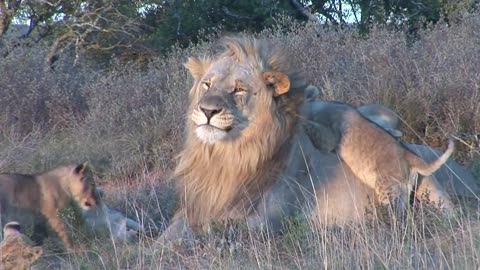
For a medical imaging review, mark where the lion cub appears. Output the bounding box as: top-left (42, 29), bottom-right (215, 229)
top-left (303, 100), bottom-right (455, 212)
top-left (1, 221), bottom-right (43, 270)
top-left (0, 163), bottom-right (97, 249)
top-left (357, 104), bottom-right (403, 138)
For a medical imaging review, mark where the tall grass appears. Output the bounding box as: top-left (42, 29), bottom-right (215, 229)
top-left (1, 13), bottom-right (480, 269)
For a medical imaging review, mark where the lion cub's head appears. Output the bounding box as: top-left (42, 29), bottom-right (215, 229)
top-left (1, 222), bottom-right (43, 270)
top-left (61, 163), bottom-right (97, 211)
top-left (185, 36), bottom-right (304, 144)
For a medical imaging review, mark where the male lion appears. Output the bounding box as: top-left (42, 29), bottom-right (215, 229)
top-left (0, 163), bottom-right (97, 250)
top-left (160, 36), bottom-right (468, 242)
top-left (0, 221), bottom-right (43, 270)
top-left (160, 35), bottom-right (378, 242)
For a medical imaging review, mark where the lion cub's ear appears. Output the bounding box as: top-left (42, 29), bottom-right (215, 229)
top-left (3, 221), bottom-right (21, 236)
top-left (184, 57), bottom-right (211, 81)
top-left (263, 71), bottom-right (291, 97)
top-left (74, 162), bottom-right (88, 175)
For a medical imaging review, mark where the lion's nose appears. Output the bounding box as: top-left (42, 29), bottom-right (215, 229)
top-left (201, 107), bottom-right (222, 120)
top-left (199, 94), bottom-right (226, 121)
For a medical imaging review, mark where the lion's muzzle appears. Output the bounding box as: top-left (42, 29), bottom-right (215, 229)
top-left (200, 106), bottom-right (222, 121)
top-left (192, 94), bottom-right (236, 143)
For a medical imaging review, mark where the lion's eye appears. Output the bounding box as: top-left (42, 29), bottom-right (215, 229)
top-left (234, 87), bottom-right (247, 95)
top-left (201, 82), bottom-right (211, 90)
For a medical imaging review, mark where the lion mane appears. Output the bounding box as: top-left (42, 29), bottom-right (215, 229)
top-left (175, 36), bottom-right (307, 227)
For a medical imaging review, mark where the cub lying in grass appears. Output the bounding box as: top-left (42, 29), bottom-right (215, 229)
top-left (0, 221), bottom-right (43, 270)
top-left (82, 187), bottom-right (144, 242)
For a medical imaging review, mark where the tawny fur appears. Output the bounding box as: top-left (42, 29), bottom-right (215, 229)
top-left (305, 85), bottom-right (402, 138)
top-left (304, 101), bottom-right (454, 209)
top-left (160, 36), bottom-right (463, 243)
top-left (0, 222), bottom-right (43, 270)
top-left (357, 103), bottom-right (403, 138)
top-left (305, 86), bottom-right (455, 213)
top-left (0, 164), bottom-right (97, 249)
top-left (175, 35), bottom-right (306, 228)
top-left (304, 86), bottom-right (455, 213)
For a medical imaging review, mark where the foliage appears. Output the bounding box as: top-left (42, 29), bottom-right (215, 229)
top-left (350, 0), bottom-right (479, 34)
top-left (141, 0), bottom-right (307, 50)
top-left (1, 0), bottom-right (142, 67)
top-left (2, 0), bottom-right (478, 67)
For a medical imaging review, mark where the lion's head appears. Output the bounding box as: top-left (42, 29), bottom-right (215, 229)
top-left (175, 36), bottom-right (307, 226)
top-left (185, 36), bottom-right (305, 144)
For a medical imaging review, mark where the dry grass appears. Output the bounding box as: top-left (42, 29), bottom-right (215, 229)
top-left (1, 13), bottom-right (480, 270)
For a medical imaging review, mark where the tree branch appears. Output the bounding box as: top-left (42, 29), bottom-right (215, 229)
top-left (222, 6), bottom-right (253, 20)
top-left (0, 0), bottom-right (22, 37)
top-left (289, 0), bottom-right (319, 22)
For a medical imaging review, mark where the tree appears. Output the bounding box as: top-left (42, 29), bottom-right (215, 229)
top-left (44, 1), bottom-right (143, 67)
top-left (349, 0), bottom-right (478, 34)
top-left (0, 0), bottom-right (22, 37)
top-left (1, 0), bottom-right (143, 68)
top-left (1, 0), bottom-right (477, 67)
top-left (141, 0), bottom-right (311, 50)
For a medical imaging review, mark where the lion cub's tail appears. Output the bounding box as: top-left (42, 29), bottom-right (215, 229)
top-left (407, 138), bottom-right (455, 176)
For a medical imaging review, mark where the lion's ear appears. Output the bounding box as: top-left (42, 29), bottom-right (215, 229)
top-left (263, 71), bottom-right (291, 97)
top-left (184, 57), bottom-right (209, 81)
